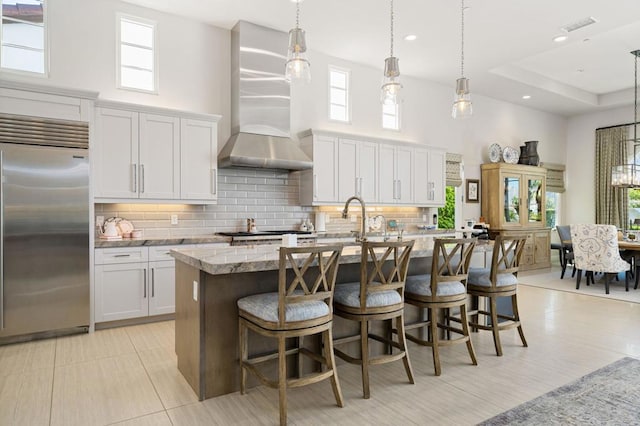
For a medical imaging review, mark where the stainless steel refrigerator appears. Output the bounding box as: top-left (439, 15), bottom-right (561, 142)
top-left (0, 113), bottom-right (90, 343)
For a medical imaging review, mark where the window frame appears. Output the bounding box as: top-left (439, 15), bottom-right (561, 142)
top-left (116, 13), bottom-right (158, 94)
top-left (0, 0), bottom-right (49, 77)
top-left (382, 101), bottom-right (401, 131)
top-left (328, 65), bottom-right (351, 123)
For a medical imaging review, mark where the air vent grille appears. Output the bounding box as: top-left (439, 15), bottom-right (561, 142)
top-left (0, 113), bottom-right (88, 149)
top-left (561, 16), bottom-right (598, 33)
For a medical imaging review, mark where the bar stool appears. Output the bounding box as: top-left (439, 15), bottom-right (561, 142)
top-left (404, 238), bottom-right (477, 376)
top-left (467, 234), bottom-right (528, 356)
top-left (238, 244), bottom-right (344, 426)
top-left (333, 240), bottom-right (415, 399)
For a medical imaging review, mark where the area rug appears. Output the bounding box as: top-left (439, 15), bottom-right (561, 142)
top-left (518, 266), bottom-right (640, 304)
top-left (478, 357), bottom-right (640, 425)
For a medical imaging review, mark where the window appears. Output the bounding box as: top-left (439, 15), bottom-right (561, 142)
top-left (118, 15), bottom-right (156, 92)
top-left (546, 192), bottom-right (560, 228)
top-left (382, 102), bottom-right (400, 130)
top-left (328, 66), bottom-right (350, 122)
top-left (1, 0), bottom-right (46, 75)
top-left (438, 186), bottom-right (456, 229)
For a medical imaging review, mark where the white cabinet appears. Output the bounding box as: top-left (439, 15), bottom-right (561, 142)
top-left (414, 147), bottom-right (445, 206)
top-left (95, 246), bottom-right (187, 323)
top-left (94, 101), bottom-right (220, 203)
top-left (299, 134), bottom-right (339, 205)
top-left (379, 143), bottom-right (413, 204)
top-left (180, 119), bottom-right (218, 201)
top-left (338, 138), bottom-right (378, 202)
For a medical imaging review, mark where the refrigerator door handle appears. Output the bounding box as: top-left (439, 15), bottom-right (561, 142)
top-left (0, 150), bottom-right (3, 330)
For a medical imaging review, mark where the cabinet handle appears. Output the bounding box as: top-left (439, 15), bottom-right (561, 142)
top-left (143, 269), bottom-right (147, 298)
top-left (313, 174), bottom-right (318, 198)
top-left (211, 169), bottom-right (217, 195)
top-left (114, 254), bottom-right (131, 258)
top-left (355, 178), bottom-right (359, 196)
top-left (131, 164), bottom-right (137, 193)
top-left (393, 180), bottom-right (397, 199)
top-left (359, 178), bottom-right (363, 196)
top-left (151, 268), bottom-right (155, 298)
top-left (140, 164), bottom-right (145, 193)
top-left (398, 180), bottom-right (402, 200)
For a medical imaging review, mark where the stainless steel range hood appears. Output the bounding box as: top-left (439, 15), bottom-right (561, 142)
top-left (218, 21), bottom-right (312, 170)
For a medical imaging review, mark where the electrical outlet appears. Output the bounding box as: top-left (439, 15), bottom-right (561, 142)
top-left (193, 281), bottom-right (198, 301)
top-left (350, 214), bottom-right (357, 222)
top-left (96, 216), bottom-right (104, 226)
top-left (171, 214), bottom-right (179, 225)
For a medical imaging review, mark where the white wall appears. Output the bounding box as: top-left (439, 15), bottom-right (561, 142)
top-left (566, 105), bottom-right (633, 225)
top-left (3, 0), bottom-right (569, 223)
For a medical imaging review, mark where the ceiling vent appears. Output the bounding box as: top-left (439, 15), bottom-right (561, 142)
top-left (561, 17), bottom-right (598, 33)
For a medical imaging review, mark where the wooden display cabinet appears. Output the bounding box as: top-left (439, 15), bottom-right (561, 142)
top-left (481, 163), bottom-right (550, 271)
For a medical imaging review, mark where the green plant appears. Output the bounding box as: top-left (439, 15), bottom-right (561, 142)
top-left (438, 186), bottom-right (456, 229)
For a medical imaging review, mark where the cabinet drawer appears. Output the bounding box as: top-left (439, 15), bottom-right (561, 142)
top-left (148, 244), bottom-right (196, 261)
top-left (95, 247), bottom-right (149, 265)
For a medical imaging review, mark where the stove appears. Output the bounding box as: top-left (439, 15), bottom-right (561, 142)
top-left (217, 230), bottom-right (316, 246)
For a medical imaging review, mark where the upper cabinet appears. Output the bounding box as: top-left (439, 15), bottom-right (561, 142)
top-left (299, 130), bottom-right (445, 207)
top-left (93, 101), bottom-right (220, 203)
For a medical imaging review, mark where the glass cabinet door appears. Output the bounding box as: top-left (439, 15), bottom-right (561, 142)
top-left (503, 175), bottom-right (521, 224)
top-left (526, 176), bottom-right (544, 224)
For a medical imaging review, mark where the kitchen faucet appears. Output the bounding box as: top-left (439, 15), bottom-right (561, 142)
top-left (342, 196), bottom-right (367, 242)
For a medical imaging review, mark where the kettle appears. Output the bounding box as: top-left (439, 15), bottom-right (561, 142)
top-left (100, 218), bottom-right (120, 237)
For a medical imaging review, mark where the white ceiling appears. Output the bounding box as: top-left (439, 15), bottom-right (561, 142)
top-left (122, 0), bottom-right (640, 117)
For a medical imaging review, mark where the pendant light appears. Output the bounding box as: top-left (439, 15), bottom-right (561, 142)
top-left (381, 0), bottom-right (401, 105)
top-left (611, 50), bottom-right (640, 188)
top-left (285, 0), bottom-right (311, 83)
top-left (452, 0), bottom-right (472, 119)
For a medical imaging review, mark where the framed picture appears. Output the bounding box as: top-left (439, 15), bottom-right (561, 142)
top-left (466, 179), bottom-right (480, 203)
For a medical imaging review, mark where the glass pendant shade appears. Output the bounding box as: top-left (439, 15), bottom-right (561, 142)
top-left (452, 77), bottom-right (472, 119)
top-left (285, 28), bottom-right (311, 83)
top-left (381, 56), bottom-right (401, 105)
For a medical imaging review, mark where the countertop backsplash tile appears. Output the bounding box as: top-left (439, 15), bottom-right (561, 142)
top-left (95, 168), bottom-right (437, 239)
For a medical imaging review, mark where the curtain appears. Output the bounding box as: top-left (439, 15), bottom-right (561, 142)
top-left (445, 153), bottom-right (463, 187)
top-left (541, 162), bottom-right (565, 193)
top-left (595, 127), bottom-right (628, 228)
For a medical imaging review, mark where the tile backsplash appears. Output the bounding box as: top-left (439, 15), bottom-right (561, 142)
top-left (95, 168), bottom-right (435, 238)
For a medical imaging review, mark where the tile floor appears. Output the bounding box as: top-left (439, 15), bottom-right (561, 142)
top-left (1, 265), bottom-right (640, 425)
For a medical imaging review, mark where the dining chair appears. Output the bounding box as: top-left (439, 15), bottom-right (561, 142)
top-left (237, 244), bottom-right (344, 426)
top-left (333, 240), bottom-right (415, 399)
top-left (556, 225), bottom-right (575, 279)
top-left (466, 234), bottom-right (528, 357)
top-left (570, 224), bottom-right (630, 294)
top-left (404, 238), bottom-right (477, 376)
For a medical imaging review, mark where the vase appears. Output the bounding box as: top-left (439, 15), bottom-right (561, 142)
top-left (518, 145), bottom-right (528, 165)
top-left (525, 140), bottom-right (539, 166)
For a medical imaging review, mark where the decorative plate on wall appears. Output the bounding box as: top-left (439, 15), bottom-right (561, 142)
top-left (502, 146), bottom-right (520, 164)
top-left (488, 143), bottom-right (502, 163)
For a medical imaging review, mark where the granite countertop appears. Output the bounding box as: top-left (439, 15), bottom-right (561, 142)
top-left (170, 238), bottom-right (493, 276)
top-left (94, 229), bottom-right (458, 248)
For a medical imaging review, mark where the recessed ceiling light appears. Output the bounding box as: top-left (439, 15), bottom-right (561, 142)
top-left (522, 95), bottom-right (531, 100)
top-left (552, 33), bottom-right (568, 43)
top-left (404, 34), bottom-right (417, 41)
top-left (577, 69), bottom-right (585, 73)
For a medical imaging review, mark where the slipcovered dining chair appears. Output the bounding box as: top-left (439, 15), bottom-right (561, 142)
top-left (404, 238), bottom-right (478, 376)
top-left (467, 234), bottom-right (528, 357)
top-left (333, 240), bottom-right (415, 399)
top-left (238, 244), bottom-right (344, 426)
top-left (570, 224), bottom-right (630, 294)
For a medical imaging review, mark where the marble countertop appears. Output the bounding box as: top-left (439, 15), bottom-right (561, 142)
top-left (94, 229), bottom-right (457, 248)
top-left (170, 238), bottom-right (493, 276)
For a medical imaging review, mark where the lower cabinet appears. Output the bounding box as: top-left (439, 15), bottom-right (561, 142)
top-left (94, 245), bottom-right (185, 323)
top-left (488, 229), bottom-right (551, 271)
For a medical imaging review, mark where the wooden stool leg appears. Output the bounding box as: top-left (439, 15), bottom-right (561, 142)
top-left (489, 297), bottom-right (503, 356)
top-left (459, 304), bottom-right (477, 366)
top-left (511, 294), bottom-right (528, 347)
top-left (395, 314), bottom-right (415, 384)
top-left (278, 335), bottom-right (287, 426)
top-left (429, 307), bottom-right (441, 376)
top-left (239, 318), bottom-right (247, 395)
top-left (360, 320), bottom-right (370, 399)
top-left (323, 327), bottom-right (344, 407)
top-left (297, 336), bottom-right (304, 377)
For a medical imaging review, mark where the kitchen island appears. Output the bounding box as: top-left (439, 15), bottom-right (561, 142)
top-left (171, 238), bottom-right (492, 400)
